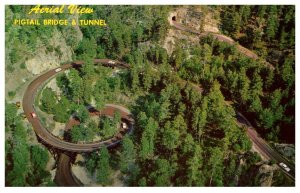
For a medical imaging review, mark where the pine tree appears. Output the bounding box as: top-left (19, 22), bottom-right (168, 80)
top-left (140, 117), bottom-right (158, 159)
top-left (186, 145), bottom-right (204, 186)
top-left (120, 135), bottom-right (136, 173)
top-left (150, 159), bottom-right (173, 186)
top-left (97, 147), bottom-right (111, 185)
top-left (162, 121), bottom-right (180, 150)
top-left (192, 97), bottom-right (208, 143)
top-left (40, 88), bottom-right (57, 113)
top-left (68, 69), bottom-right (83, 104)
top-left (207, 147), bottom-right (224, 186)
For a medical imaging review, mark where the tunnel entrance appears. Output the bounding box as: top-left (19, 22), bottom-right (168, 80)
top-left (172, 16), bottom-right (176, 21)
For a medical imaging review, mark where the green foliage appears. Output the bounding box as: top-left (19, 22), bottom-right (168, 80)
top-left (140, 117), bottom-right (158, 159)
top-left (5, 102), bottom-right (17, 127)
top-left (40, 88), bottom-right (57, 113)
top-left (6, 5), bottom-right (294, 187)
top-left (206, 147), bottom-right (224, 186)
top-left (265, 6), bottom-right (279, 40)
top-left (113, 110), bottom-right (121, 126)
top-left (186, 145), bottom-right (204, 186)
top-left (100, 117), bottom-right (118, 139)
top-left (97, 147), bottom-right (111, 185)
top-left (71, 124), bottom-right (94, 143)
top-left (76, 38), bottom-right (97, 59)
top-left (223, 154), bottom-right (238, 186)
top-left (149, 159), bottom-right (173, 186)
top-left (53, 96), bottom-right (71, 123)
top-left (68, 68), bottom-right (84, 104)
top-left (71, 125), bottom-right (84, 143)
top-left (30, 146), bottom-right (49, 170)
top-left (192, 97), bottom-right (208, 142)
top-left (161, 121), bottom-right (180, 150)
top-left (5, 103), bottom-right (51, 186)
top-left (172, 44), bottom-right (184, 70)
top-left (7, 137), bottom-right (30, 186)
top-left (85, 152), bottom-right (98, 174)
top-left (20, 63), bottom-right (26, 69)
top-left (76, 105), bottom-right (89, 123)
top-left (221, 5), bottom-right (295, 52)
top-left (120, 135), bottom-right (136, 173)
top-left (130, 65), bottom-right (140, 92)
top-left (28, 146), bottom-right (51, 186)
top-left (81, 58), bottom-right (95, 104)
top-left (272, 169), bottom-right (294, 186)
top-left (8, 91), bottom-right (16, 98)
top-left (5, 102), bottom-right (31, 186)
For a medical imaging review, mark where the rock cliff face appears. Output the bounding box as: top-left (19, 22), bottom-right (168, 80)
top-left (273, 143), bottom-right (295, 163)
top-left (257, 164), bottom-right (277, 186)
top-left (168, 6), bottom-right (219, 33)
top-left (25, 29), bottom-right (73, 75)
top-left (164, 6), bottom-right (219, 55)
top-left (25, 14), bottom-right (82, 75)
top-left (256, 162), bottom-right (295, 187)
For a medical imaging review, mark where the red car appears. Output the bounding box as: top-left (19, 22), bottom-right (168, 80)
top-left (30, 112), bottom-right (37, 118)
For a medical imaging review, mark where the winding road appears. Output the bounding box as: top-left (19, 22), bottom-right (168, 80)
top-left (22, 20), bottom-right (294, 186)
top-left (23, 60), bottom-right (134, 152)
top-left (23, 59), bottom-right (134, 186)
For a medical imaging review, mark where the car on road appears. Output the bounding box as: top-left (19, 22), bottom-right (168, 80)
top-left (108, 60), bottom-right (115, 64)
top-left (30, 112), bottom-right (37, 118)
top-left (121, 122), bottom-right (127, 129)
top-left (55, 68), bottom-right (62, 72)
top-left (279, 162), bottom-right (291, 172)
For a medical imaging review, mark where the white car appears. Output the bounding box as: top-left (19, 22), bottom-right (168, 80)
top-left (279, 162), bottom-right (291, 172)
top-left (121, 122), bottom-right (127, 129)
top-left (108, 60), bottom-right (115, 64)
top-left (55, 68), bottom-right (62, 72)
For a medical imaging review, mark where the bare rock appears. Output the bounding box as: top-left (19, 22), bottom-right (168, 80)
top-left (26, 29), bottom-right (73, 75)
top-left (273, 143), bottom-right (295, 163)
top-left (164, 6), bottom-right (219, 55)
top-left (257, 164), bottom-right (277, 186)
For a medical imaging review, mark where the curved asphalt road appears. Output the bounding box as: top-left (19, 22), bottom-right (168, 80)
top-left (23, 21), bottom-right (293, 185)
top-left (23, 59), bottom-right (134, 186)
top-left (23, 59), bottom-right (133, 153)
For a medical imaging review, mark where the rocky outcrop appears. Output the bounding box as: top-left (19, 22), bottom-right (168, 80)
top-left (163, 27), bottom-right (199, 55)
top-left (168, 6), bottom-right (219, 33)
top-left (26, 29), bottom-right (73, 75)
top-left (164, 6), bottom-right (219, 55)
top-left (25, 13), bottom-right (83, 75)
top-left (273, 143), bottom-right (295, 163)
top-left (257, 164), bottom-right (278, 186)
